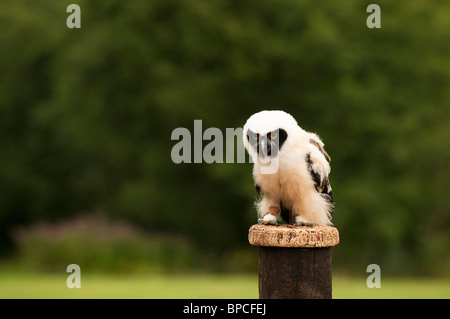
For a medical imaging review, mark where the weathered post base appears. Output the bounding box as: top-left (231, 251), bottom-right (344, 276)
top-left (258, 246), bottom-right (331, 299)
top-left (248, 224), bottom-right (339, 299)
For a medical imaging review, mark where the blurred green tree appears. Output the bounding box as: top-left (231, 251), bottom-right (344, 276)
top-left (0, 0), bottom-right (449, 275)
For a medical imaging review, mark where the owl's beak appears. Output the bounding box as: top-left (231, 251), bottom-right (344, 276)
top-left (258, 139), bottom-right (266, 158)
top-left (259, 139), bottom-right (272, 158)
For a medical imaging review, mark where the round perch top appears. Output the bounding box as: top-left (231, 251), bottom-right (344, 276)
top-left (248, 224), bottom-right (339, 248)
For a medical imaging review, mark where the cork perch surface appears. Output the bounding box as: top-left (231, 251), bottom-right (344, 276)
top-left (248, 224), bottom-right (339, 248)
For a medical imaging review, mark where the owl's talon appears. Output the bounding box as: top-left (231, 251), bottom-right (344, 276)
top-left (294, 216), bottom-right (314, 227)
top-left (259, 213), bottom-right (278, 226)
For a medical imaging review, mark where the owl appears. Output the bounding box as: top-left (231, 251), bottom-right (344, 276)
top-left (243, 110), bottom-right (334, 226)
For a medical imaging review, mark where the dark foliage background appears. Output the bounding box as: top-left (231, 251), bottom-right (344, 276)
top-left (0, 0), bottom-right (449, 276)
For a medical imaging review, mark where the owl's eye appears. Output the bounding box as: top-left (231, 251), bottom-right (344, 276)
top-left (270, 132), bottom-right (277, 139)
top-left (253, 135), bottom-right (259, 141)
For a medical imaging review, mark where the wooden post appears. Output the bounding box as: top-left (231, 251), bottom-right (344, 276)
top-left (248, 224), bottom-right (339, 299)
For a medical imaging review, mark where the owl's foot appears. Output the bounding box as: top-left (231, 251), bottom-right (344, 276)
top-left (294, 216), bottom-right (314, 227)
top-left (258, 213), bottom-right (278, 226)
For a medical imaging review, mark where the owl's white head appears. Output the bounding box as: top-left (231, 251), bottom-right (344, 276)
top-left (243, 110), bottom-right (301, 163)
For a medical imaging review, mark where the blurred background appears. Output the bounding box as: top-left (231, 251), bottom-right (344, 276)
top-left (0, 0), bottom-right (449, 298)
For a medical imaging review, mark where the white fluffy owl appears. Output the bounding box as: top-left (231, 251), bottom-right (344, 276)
top-left (243, 110), bottom-right (334, 226)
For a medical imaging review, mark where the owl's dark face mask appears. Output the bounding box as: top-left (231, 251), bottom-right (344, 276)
top-left (246, 128), bottom-right (288, 159)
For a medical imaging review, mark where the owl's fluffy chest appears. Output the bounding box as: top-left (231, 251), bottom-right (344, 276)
top-left (253, 150), bottom-right (313, 210)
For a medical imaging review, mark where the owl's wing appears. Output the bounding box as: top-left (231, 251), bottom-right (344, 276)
top-left (307, 131), bottom-right (331, 161)
top-left (305, 153), bottom-right (332, 195)
top-left (305, 134), bottom-right (334, 216)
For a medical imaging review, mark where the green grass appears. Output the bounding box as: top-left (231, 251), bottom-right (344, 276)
top-left (0, 272), bottom-right (449, 299)
top-left (333, 276), bottom-right (450, 299)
